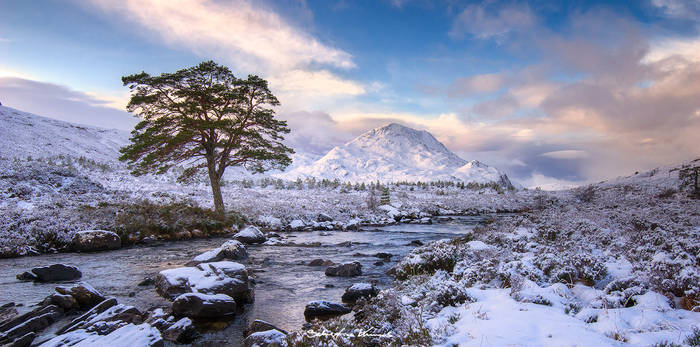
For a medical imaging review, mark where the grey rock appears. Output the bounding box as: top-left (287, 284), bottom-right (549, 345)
top-left (341, 283), bottom-right (379, 304)
top-left (317, 213), bottom-right (333, 222)
top-left (172, 293), bottom-right (236, 319)
top-left (244, 329), bottom-right (287, 347)
top-left (17, 264), bottom-right (81, 282)
top-left (162, 317), bottom-right (198, 343)
top-left (55, 282), bottom-right (105, 310)
top-left (233, 226), bottom-right (267, 244)
top-left (304, 301), bottom-right (351, 321)
top-left (71, 230), bottom-right (121, 252)
top-left (247, 319), bottom-right (288, 335)
top-left (325, 262), bottom-right (362, 277)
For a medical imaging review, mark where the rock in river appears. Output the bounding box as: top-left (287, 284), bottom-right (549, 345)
top-left (156, 261), bottom-right (253, 303)
top-left (341, 283), bottom-right (379, 304)
top-left (304, 301), bottom-right (351, 321)
top-left (71, 230), bottom-right (121, 252)
top-left (187, 240), bottom-right (247, 266)
top-left (325, 262), bottom-right (362, 277)
top-left (233, 226), bottom-right (267, 244)
top-left (172, 293), bottom-right (236, 319)
top-left (244, 329), bottom-right (287, 347)
top-left (55, 282), bottom-right (105, 310)
top-left (17, 264), bottom-right (82, 282)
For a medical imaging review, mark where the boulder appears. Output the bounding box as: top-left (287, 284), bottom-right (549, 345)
top-left (187, 240), bottom-right (247, 266)
top-left (71, 230), bottom-right (121, 252)
top-left (0, 303), bottom-right (17, 323)
top-left (42, 293), bottom-right (78, 310)
top-left (341, 283), bottom-right (379, 304)
top-left (307, 259), bottom-right (335, 267)
top-left (17, 264), bottom-right (82, 282)
top-left (41, 323), bottom-right (163, 347)
top-left (0, 310), bottom-right (60, 344)
top-left (162, 317), bottom-right (198, 343)
top-left (317, 213), bottom-right (333, 222)
top-left (288, 219), bottom-right (306, 231)
top-left (155, 261), bottom-right (252, 303)
top-left (325, 262), bottom-right (362, 277)
top-left (247, 319), bottom-right (288, 335)
top-left (244, 329), bottom-right (287, 347)
top-left (373, 252), bottom-right (392, 260)
top-left (0, 304), bottom-right (62, 337)
top-left (55, 283), bottom-right (105, 310)
top-left (5, 332), bottom-right (35, 347)
top-left (234, 226), bottom-right (266, 244)
top-left (60, 301), bottom-right (142, 335)
top-left (172, 293), bottom-right (236, 319)
top-left (303, 301), bottom-right (351, 321)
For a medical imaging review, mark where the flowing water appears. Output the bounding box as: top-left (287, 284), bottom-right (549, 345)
top-left (0, 215), bottom-right (489, 345)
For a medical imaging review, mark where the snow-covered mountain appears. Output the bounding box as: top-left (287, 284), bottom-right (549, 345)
top-left (0, 106), bottom-right (130, 162)
top-left (280, 123), bottom-right (514, 186)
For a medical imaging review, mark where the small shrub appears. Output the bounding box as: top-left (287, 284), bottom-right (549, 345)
top-left (686, 327), bottom-right (700, 346)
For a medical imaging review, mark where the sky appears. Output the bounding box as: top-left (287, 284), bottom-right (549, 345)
top-left (1, 0), bottom-right (699, 187)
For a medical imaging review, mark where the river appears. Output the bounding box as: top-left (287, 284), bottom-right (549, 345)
top-left (0, 215), bottom-right (488, 345)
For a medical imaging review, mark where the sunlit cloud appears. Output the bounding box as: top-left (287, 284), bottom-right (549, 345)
top-left (83, 0), bottom-right (365, 110)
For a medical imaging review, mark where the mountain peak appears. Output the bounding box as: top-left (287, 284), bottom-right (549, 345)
top-left (281, 122), bottom-right (513, 186)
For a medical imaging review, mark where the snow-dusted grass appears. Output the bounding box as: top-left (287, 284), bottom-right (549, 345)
top-left (0, 154), bottom-right (530, 257)
top-left (287, 161), bottom-right (700, 347)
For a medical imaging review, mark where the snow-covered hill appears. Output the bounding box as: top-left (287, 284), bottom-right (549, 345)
top-left (280, 123), bottom-right (514, 186)
top-left (0, 106), bottom-right (130, 162)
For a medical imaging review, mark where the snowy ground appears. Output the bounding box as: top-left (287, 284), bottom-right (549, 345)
top-left (0, 154), bottom-right (531, 257)
top-left (289, 160), bottom-right (700, 347)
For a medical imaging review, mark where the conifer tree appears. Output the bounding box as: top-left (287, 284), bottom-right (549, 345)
top-left (119, 61), bottom-right (293, 215)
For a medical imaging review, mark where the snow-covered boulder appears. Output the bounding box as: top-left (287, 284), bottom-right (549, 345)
top-left (288, 219), bottom-right (306, 231)
top-left (171, 293), bottom-right (236, 319)
top-left (40, 323), bottom-right (163, 347)
top-left (378, 205), bottom-right (402, 219)
top-left (325, 262), bottom-right (362, 277)
top-left (247, 319), bottom-right (288, 335)
top-left (317, 213), bottom-right (333, 222)
top-left (187, 240), bottom-right (247, 266)
top-left (341, 283), bottom-right (379, 304)
top-left (244, 329), bottom-right (287, 347)
top-left (303, 301), bottom-right (351, 321)
top-left (257, 216), bottom-right (283, 230)
top-left (155, 261), bottom-right (252, 303)
top-left (71, 230), bottom-right (121, 252)
top-left (17, 264), bottom-right (82, 282)
top-left (234, 226), bottom-right (266, 244)
top-left (343, 218), bottom-right (361, 231)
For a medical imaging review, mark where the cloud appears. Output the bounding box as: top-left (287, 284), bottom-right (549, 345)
top-left (450, 2), bottom-right (535, 40)
top-left (448, 73), bottom-right (505, 97)
top-left (85, 0), bottom-right (354, 72)
top-left (540, 150), bottom-right (588, 159)
top-left (651, 0), bottom-right (700, 20)
top-left (0, 77), bottom-right (137, 130)
top-left (83, 0), bottom-right (365, 112)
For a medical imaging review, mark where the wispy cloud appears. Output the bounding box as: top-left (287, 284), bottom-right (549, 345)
top-left (450, 2), bottom-right (535, 40)
top-left (85, 0), bottom-right (354, 72)
top-left (82, 0), bottom-right (365, 112)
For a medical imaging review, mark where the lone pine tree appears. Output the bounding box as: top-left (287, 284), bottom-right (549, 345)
top-left (119, 61), bottom-right (293, 215)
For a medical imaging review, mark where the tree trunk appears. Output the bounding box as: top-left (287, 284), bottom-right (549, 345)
top-left (206, 159), bottom-right (225, 216)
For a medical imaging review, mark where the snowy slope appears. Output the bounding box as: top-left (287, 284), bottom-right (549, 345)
top-left (0, 106), bottom-right (129, 162)
top-left (280, 123), bottom-right (514, 186)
